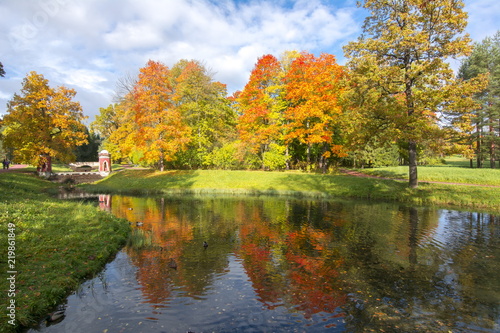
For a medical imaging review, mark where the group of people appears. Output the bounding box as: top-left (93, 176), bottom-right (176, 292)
top-left (2, 158), bottom-right (11, 169)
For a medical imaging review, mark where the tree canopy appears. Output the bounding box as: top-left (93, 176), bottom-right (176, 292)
top-left (344, 0), bottom-right (481, 187)
top-left (2, 71), bottom-right (88, 166)
top-left (94, 59), bottom-right (233, 170)
top-left (233, 52), bottom-right (346, 171)
top-left (457, 31), bottom-right (500, 168)
top-left (5, 1), bottom-right (491, 177)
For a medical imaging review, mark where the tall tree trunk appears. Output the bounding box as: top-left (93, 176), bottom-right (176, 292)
top-left (306, 143), bottom-right (311, 171)
top-left (306, 121), bottom-right (311, 171)
top-left (476, 123), bottom-right (482, 168)
top-left (408, 140), bottom-right (418, 188)
top-left (321, 143), bottom-right (328, 174)
top-left (405, 76), bottom-right (418, 188)
top-left (490, 124), bottom-right (496, 169)
top-left (285, 145), bottom-right (290, 170)
top-left (260, 144), bottom-right (267, 170)
top-left (159, 149), bottom-right (165, 172)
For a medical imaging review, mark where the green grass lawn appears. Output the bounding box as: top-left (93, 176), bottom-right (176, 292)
top-left (356, 157), bottom-right (500, 186)
top-left (83, 168), bottom-right (500, 212)
top-left (0, 173), bottom-right (129, 332)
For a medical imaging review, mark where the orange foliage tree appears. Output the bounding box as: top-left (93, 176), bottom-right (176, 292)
top-left (284, 52), bottom-right (347, 170)
top-left (235, 54), bottom-right (284, 168)
top-left (130, 60), bottom-right (191, 170)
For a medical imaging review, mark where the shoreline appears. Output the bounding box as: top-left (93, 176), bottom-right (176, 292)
top-left (0, 173), bottom-right (130, 333)
top-left (81, 169), bottom-right (500, 213)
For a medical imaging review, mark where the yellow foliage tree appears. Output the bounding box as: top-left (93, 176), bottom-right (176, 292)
top-left (2, 71), bottom-right (88, 167)
top-left (344, 0), bottom-right (483, 187)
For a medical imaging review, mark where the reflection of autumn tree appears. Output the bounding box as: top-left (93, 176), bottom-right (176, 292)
top-left (238, 211), bottom-right (283, 307)
top-left (115, 196), bottom-right (239, 306)
top-left (237, 200), bottom-right (347, 318)
top-left (284, 227), bottom-right (345, 318)
top-left (107, 195), bottom-right (499, 331)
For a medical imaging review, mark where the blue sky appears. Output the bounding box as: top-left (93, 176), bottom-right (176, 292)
top-left (0, 0), bottom-right (499, 122)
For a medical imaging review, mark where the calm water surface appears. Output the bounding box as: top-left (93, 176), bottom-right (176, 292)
top-left (31, 195), bottom-right (499, 332)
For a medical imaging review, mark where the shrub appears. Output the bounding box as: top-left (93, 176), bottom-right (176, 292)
top-left (203, 142), bottom-right (239, 170)
top-left (263, 143), bottom-right (287, 171)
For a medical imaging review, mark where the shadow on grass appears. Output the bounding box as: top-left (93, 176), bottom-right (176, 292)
top-left (82, 169), bottom-right (198, 195)
top-left (362, 169), bottom-right (407, 179)
top-left (277, 172), bottom-right (407, 202)
top-left (443, 160), bottom-right (471, 168)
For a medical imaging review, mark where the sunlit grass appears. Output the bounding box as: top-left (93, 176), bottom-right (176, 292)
top-left (83, 169), bottom-right (500, 212)
top-left (356, 156), bottom-right (500, 186)
top-left (0, 173), bottom-right (129, 332)
top-left (18, 164), bottom-right (74, 172)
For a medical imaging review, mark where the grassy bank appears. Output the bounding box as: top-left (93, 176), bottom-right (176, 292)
top-left (0, 173), bottom-right (129, 333)
top-left (83, 169), bottom-right (500, 212)
top-left (358, 164), bottom-right (500, 186)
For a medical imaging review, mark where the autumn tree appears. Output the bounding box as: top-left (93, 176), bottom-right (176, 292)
top-left (131, 60), bottom-right (191, 171)
top-left (170, 59), bottom-right (235, 168)
top-left (235, 54), bottom-right (284, 168)
top-left (2, 71), bottom-right (87, 166)
top-left (284, 52), bottom-right (346, 171)
top-left (90, 103), bottom-right (126, 161)
top-left (344, 0), bottom-right (477, 187)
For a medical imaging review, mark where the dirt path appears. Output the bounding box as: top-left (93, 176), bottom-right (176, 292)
top-left (0, 164), bottom-right (29, 173)
top-left (339, 168), bottom-right (500, 188)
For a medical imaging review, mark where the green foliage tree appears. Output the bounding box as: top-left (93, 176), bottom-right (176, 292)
top-left (344, 0), bottom-right (478, 187)
top-left (263, 143), bottom-right (287, 170)
top-left (2, 71), bottom-right (88, 166)
top-left (75, 127), bottom-right (100, 162)
top-left (170, 60), bottom-right (236, 168)
top-left (458, 31), bottom-right (500, 168)
top-left (91, 104), bottom-right (120, 140)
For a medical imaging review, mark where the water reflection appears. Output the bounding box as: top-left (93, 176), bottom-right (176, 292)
top-left (31, 196), bottom-right (499, 332)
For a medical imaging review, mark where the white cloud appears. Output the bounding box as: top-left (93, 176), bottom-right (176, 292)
top-left (104, 22), bottom-right (165, 50)
top-left (3, 0), bottom-right (496, 123)
top-left (62, 69), bottom-right (109, 92)
top-left (465, 0), bottom-right (500, 42)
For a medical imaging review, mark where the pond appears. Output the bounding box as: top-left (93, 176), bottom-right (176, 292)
top-left (30, 195), bottom-right (499, 332)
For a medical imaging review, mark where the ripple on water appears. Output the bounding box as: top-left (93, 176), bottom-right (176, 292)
top-left (27, 197), bottom-right (500, 333)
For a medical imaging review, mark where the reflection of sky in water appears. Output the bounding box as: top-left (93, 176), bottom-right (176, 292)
top-left (417, 210), bottom-right (491, 252)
